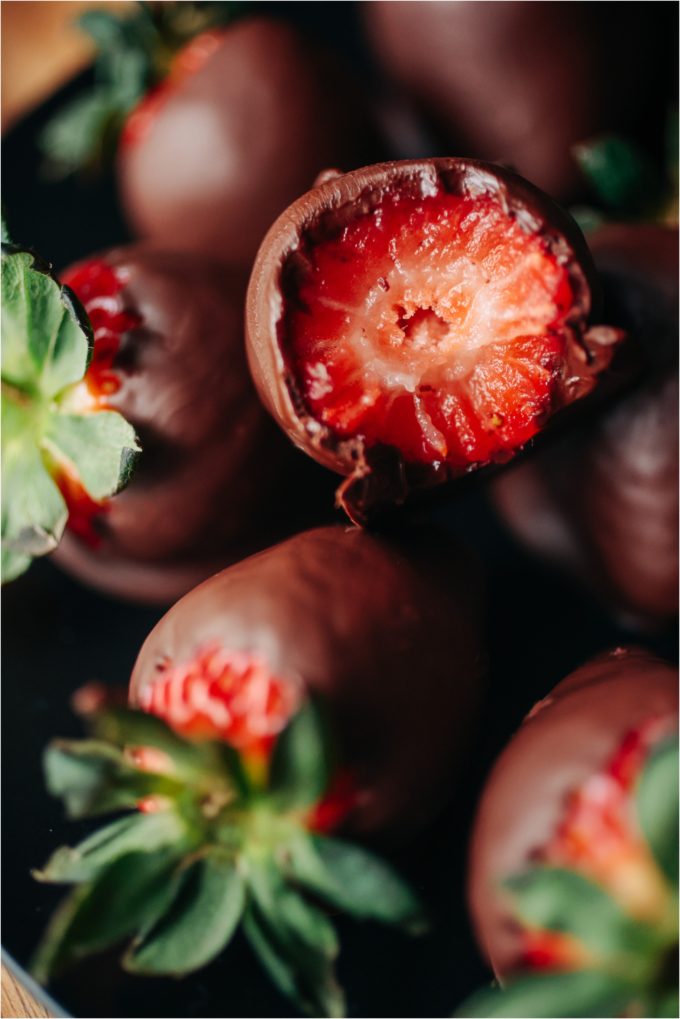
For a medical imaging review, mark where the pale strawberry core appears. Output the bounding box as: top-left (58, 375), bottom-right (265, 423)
top-left (284, 188), bottom-right (574, 467)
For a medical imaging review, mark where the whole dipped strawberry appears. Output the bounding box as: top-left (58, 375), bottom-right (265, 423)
top-left (33, 524), bottom-right (485, 1015)
top-left (247, 158), bottom-right (624, 522)
top-left (362, 2), bottom-right (671, 201)
top-left (493, 224), bottom-right (678, 626)
top-left (1, 234), bottom-right (138, 583)
top-left (461, 648), bottom-right (678, 1018)
top-left (42, 3), bottom-right (381, 268)
top-left (53, 245), bottom-right (329, 603)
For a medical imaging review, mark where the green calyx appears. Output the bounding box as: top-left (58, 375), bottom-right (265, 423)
top-left (1, 239), bottom-right (139, 581)
top-left (40, 1), bottom-right (251, 176)
top-left (32, 699), bottom-right (426, 1018)
top-left (456, 736), bottom-right (679, 1018)
top-left (571, 111), bottom-right (678, 233)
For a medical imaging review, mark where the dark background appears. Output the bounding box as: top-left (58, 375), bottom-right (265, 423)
top-left (2, 3), bottom-right (678, 1016)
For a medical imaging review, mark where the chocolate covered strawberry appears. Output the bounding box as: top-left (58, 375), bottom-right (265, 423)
top-left (362, 3), bottom-right (671, 201)
top-left (33, 525), bottom-right (484, 1015)
top-left (41, 4), bottom-right (380, 268)
top-left (1, 235), bottom-right (138, 582)
top-left (247, 158), bottom-right (623, 522)
top-left (461, 648), bottom-right (678, 1018)
top-left (493, 224), bottom-right (678, 626)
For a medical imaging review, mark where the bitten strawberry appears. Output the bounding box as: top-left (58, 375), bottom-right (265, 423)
top-left (461, 648), bottom-right (678, 1018)
top-left (52, 246), bottom-right (327, 604)
top-left (246, 158), bottom-right (623, 522)
top-left (40, 4), bottom-right (380, 268)
top-left (32, 525), bottom-right (484, 1016)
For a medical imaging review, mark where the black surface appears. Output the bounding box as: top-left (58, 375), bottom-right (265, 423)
top-left (2, 4), bottom-right (677, 1017)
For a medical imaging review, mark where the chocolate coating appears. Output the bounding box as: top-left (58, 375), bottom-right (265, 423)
top-left (246, 157), bottom-right (620, 522)
top-left (118, 17), bottom-right (382, 270)
top-left (362, 2), bottom-right (670, 200)
top-left (493, 225), bottom-right (679, 626)
top-left (130, 524), bottom-right (485, 835)
top-left (55, 246), bottom-right (333, 604)
top-left (468, 647), bottom-right (678, 980)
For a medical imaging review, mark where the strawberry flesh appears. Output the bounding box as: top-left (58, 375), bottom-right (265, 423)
top-left (284, 189), bottom-right (574, 468)
top-left (138, 643), bottom-right (302, 758)
top-left (520, 718), bottom-right (674, 970)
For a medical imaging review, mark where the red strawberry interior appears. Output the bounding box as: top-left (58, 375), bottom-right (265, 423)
top-left (282, 186), bottom-right (576, 469)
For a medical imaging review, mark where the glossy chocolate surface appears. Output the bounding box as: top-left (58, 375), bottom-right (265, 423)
top-left (362, 2), bottom-right (669, 199)
top-left (468, 647), bottom-right (678, 979)
top-left (246, 157), bottom-right (620, 522)
top-left (130, 524), bottom-right (485, 835)
top-left (55, 246), bottom-right (332, 603)
top-left (493, 225), bottom-right (679, 626)
top-left (118, 17), bottom-right (381, 269)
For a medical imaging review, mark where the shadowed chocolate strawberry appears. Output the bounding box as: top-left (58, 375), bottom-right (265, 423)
top-left (41, 4), bottom-right (381, 268)
top-left (32, 525), bottom-right (484, 1015)
top-left (361, 3), bottom-right (671, 201)
top-left (493, 224), bottom-right (678, 627)
top-left (461, 648), bottom-right (678, 1019)
top-left (246, 158), bottom-right (623, 522)
top-left (53, 246), bottom-right (330, 603)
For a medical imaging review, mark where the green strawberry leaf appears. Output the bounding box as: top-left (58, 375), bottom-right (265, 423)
top-left (88, 706), bottom-right (251, 796)
top-left (39, 90), bottom-right (127, 177)
top-left (43, 738), bottom-right (181, 818)
top-left (636, 736), bottom-right (679, 887)
top-left (124, 847), bottom-right (245, 975)
top-left (285, 832), bottom-right (427, 934)
top-left (245, 854), bottom-right (344, 1018)
top-left (269, 699), bottom-right (331, 809)
top-left (455, 970), bottom-right (636, 1018)
top-left (31, 849), bottom-right (181, 983)
top-left (573, 135), bottom-right (661, 216)
top-left (652, 987), bottom-right (680, 1018)
top-left (504, 867), bottom-right (662, 963)
top-left (34, 809), bottom-right (187, 884)
top-left (1, 243), bottom-right (139, 581)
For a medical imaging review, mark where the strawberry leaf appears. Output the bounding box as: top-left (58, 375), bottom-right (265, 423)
top-left (1, 243), bottom-right (139, 581)
top-left (31, 849), bottom-right (181, 982)
top-left (636, 736), bottom-right (679, 887)
top-left (34, 810), bottom-right (187, 884)
top-left (285, 833), bottom-right (427, 934)
top-left (43, 739), bottom-right (181, 818)
top-left (573, 135), bottom-right (661, 217)
top-left (504, 867), bottom-right (662, 962)
top-left (455, 971), bottom-right (636, 1018)
top-left (245, 855), bottom-right (344, 1018)
top-left (124, 847), bottom-right (245, 975)
top-left (269, 699), bottom-right (331, 809)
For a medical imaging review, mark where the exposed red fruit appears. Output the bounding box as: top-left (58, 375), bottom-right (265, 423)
top-left (138, 644), bottom-right (302, 757)
top-left (120, 30), bottom-right (226, 148)
top-left (61, 258), bottom-right (141, 402)
top-left (525, 718), bottom-right (673, 942)
top-left (52, 465), bottom-right (109, 549)
top-left (306, 769), bottom-right (361, 834)
top-left (520, 929), bottom-right (589, 971)
top-left (284, 190), bottom-right (572, 469)
top-left (137, 795), bottom-right (170, 814)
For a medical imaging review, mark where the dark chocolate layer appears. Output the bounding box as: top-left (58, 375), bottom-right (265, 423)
top-left (468, 647), bottom-right (678, 979)
top-left (130, 524), bottom-right (485, 835)
top-left (493, 225), bottom-right (679, 626)
top-left (246, 157), bottom-right (620, 522)
top-left (55, 246), bottom-right (333, 603)
top-left (118, 17), bottom-right (381, 269)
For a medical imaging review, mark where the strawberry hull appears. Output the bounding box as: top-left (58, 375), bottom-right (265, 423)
top-left (493, 225), bottom-right (678, 626)
top-left (118, 18), bottom-right (381, 269)
top-left (55, 246), bottom-right (332, 603)
top-left (129, 524), bottom-right (485, 836)
top-left (246, 158), bottom-right (622, 523)
top-left (467, 647), bottom-right (678, 981)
